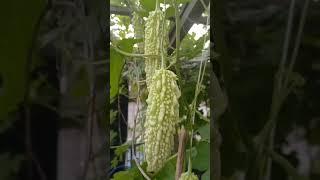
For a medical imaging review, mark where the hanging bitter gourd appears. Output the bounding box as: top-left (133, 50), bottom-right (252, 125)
top-left (144, 9), bottom-right (169, 88)
top-left (179, 172), bottom-right (199, 180)
top-left (144, 68), bottom-right (181, 172)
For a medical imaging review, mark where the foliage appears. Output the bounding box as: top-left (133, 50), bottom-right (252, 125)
top-left (111, 143), bottom-right (130, 168)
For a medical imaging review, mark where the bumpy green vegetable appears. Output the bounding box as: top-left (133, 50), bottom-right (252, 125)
top-left (144, 9), bottom-right (169, 87)
top-left (179, 172), bottom-right (199, 180)
top-left (144, 69), bottom-right (180, 172)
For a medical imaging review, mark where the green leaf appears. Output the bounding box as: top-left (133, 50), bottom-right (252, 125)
top-left (165, 7), bottom-right (175, 18)
top-left (192, 141), bottom-right (209, 171)
top-left (110, 110), bottom-right (117, 124)
top-left (117, 38), bottom-right (142, 55)
top-left (111, 158), bottom-right (119, 168)
top-left (110, 47), bottom-right (125, 99)
top-left (115, 143), bottom-right (130, 156)
top-left (111, 141), bottom-right (141, 169)
top-left (110, 0), bottom-right (126, 6)
top-left (197, 124), bottom-right (210, 140)
top-left (112, 162), bottom-right (146, 180)
top-left (140, 0), bottom-right (156, 12)
top-left (110, 130), bottom-right (118, 144)
top-left (153, 156), bottom-right (177, 180)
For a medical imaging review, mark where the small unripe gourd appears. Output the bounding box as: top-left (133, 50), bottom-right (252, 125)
top-left (179, 172), bottom-right (199, 180)
top-left (144, 69), bottom-right (180, 172)
top-left (144, 9), bottom-right (169, 88)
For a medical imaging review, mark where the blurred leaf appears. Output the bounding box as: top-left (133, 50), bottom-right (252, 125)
top-left (180, 33), bottom-right (207, 60)
top-left (112, 162), bottom-right (146, 180)
top-left (117, 38), bottom-right (142, 52)
top-left (115, 143), bottom-right (130, 162)
top-left (165, 7), bottom-right (175, 18)
top-left (110, 110), bottom-right (117, 124)
top-left (110, 0), bottom-right (126, 6)
top-left (192, 141), bottom-right (209, 171)
top-left (111, 158), bottom-right (119, 169)
top-left (110, 130), bottom-right (118, 144)
top-left (153, 156), bottom-right (177, 180)
top-left (197, 124), bottom-right (210, 141)
top-left (111, 143), bottom-right (130, 168)
top-left (110, 47), bottom-right (125, 99)
top-left (140, 0), bottom-right (156, 12)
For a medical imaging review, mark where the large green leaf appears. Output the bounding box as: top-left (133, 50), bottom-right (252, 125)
top-left (165, 6), bottom-right (175, 18)
top-left (192, 141), bottom-right (210, 171)
top-left (197, 124), bottom-right (210, 141)
top-left (153, 156), bottom-right (177, 180)
top-left (112, 162), bottom-right (146, 180)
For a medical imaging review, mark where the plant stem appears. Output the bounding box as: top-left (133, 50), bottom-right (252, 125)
top-left (131, 65), bottom-right (151, 180)
top-left (175, 127), bottom-right (187, 180)
top-left (278, 0), bottom-right (296, 91)
top-left (258, 1), bottom-right (310, 179)
top-left (283, 0), bottom-right (310, 89)
top-left (186, 3), bottom-right (210, 173)
top-left (156, 0), bottom-right (160, 10)
top-left (175, 0), bottom-right (180, 65)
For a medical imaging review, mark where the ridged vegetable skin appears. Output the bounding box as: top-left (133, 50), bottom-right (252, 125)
top-left (144, 9), bottom-right (169, 88)
top-left (144, 69), bottom-right (180, 172)
top-left (179, 172), bottom-right (199, 180)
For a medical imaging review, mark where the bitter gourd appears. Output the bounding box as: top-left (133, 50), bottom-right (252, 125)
top-left (144, 68), bottom-right (180, 172)
top-left (144, 9), bottom-right (169, 88)
top-left (179, 172), bottom-right (199, 180)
